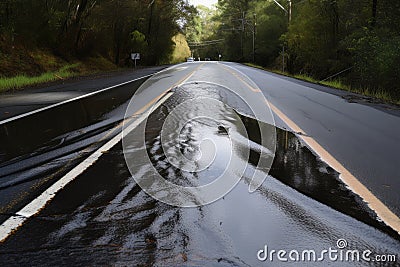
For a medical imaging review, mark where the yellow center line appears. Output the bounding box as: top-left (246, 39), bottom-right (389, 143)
top-left (123, 62), bottom-right (205, 123)
top-left (42, 63), bottom-right (202, 185)
top-left (220, 64), bottom-right (262, 93)
top-left (0, 63), bottom-right (205, 242)
top-left (0, 62), bottom-right (207, 242)
top-left (225, 63), bottom-right (400, 234)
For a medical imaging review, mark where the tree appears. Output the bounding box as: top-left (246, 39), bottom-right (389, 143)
top-left (0, 0), bottom-right (196, 66)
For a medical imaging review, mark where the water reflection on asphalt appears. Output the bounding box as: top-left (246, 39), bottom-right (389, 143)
top-left (0, 82), bottom-right (399, 266)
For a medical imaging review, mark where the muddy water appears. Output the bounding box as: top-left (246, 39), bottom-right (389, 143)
top-left (0, 82), bottom-right (399, 266)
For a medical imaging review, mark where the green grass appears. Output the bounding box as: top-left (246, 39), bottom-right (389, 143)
top-left (321, 79), bottom-right (350, 90)
top-left (0, 63), bottom-right (80, 92)
top-left (294, 74), bottom-right (318, 83)
top-left (244, 63), bottom-right (400, 105)
top-left (351, 87), bottom-right (394, 103)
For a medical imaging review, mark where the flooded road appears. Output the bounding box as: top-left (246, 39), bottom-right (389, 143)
top-left (0, 63), bottom-right (399, 266)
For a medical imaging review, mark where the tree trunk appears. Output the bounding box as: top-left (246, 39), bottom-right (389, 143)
top-left (148, 0), bottom-right (155, 36)
top-left (372, 0), bottom-right (377, 27)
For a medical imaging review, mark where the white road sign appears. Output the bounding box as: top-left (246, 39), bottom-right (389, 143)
top-left (131, 53), bottom-right (140, 60)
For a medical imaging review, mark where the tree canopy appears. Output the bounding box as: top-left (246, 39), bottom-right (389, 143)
top-left (0, 0), bottom-right (196, 65)
top-left (192, 0), bottom-right (400, 99)
top-left (1, 0), bottom-right (399, 99)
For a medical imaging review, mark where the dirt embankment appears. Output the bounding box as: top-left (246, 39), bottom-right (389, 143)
top-left (0, 39), bottom-right (117, 79)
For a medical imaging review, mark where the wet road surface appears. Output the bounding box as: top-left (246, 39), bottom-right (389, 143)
top-left (227, 63), bottom-right (400, 218)
top-left (0, 62), bottom-right (399, 266)
top-left (0, 66), bottom-right (167, 122)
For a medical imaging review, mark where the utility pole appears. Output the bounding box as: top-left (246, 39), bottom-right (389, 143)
top-left (287, 0), bottom-right (292, 73)
top-left (273, 0), bottom-right (292, 23)
top-left (283, 0), bottom-right (292, 72)
top-left (241, 11), bottom-right (245, 59)
top-left (229, 11), bottom-right (256, 62)
top-left (253, 13), bottom-right (256, 63)
top-left (282, 45), bottom-right (285, 73)
top-left (273, 0), bottom-right (292, 72)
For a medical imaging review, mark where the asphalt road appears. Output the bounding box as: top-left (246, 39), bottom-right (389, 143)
top-left (228, 63), bottom-right (400, 218)
top-left (0, 62), bottom-right (399, 266)
top-left (0, 66), bottom-right (167, 122)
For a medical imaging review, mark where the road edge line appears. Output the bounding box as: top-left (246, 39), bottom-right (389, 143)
top-left (268, 101), bottom-right (400, 235)
top-left (226, 62), bottom-right (400, 234)
top-left (0, 92), bottom-right (173, 243)
top-left (0, 62), bottom-right (202, 243)
top-left (0, 66), bottom-right (176, 125)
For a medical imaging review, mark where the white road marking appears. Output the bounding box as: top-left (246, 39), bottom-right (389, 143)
top-left (0, 74), bottom-right (155, 125)
top-left (0, 92), bottom-right (173, 242)
top-left (0, 62), bottom-right (201, 242)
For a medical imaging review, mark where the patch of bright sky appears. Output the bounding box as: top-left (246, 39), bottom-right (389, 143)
top-left (188, 0), bottom-right (218, 8)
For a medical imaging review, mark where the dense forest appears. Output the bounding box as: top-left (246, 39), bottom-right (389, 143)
top-left (0, 0), bottom-right (399, 100)
top-left (0, 0), bottom-right (195, 74)
top-left (187, 0), bottom-right (400, 101)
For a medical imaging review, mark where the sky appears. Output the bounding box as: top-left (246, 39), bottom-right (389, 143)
top-left (188, 0), bottom-right (218, 8)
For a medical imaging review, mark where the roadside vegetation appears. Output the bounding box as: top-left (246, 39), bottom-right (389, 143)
top-left (245, 63), bottom-right (398, 104)
top-left (171, 33), bottom-right (192, 64)
top-left (0, 44), bottom-right (120, 93)
top-left (0, 64), bottom-right (77, 92)
top-left (0, 0), bottom-right (196, 92)
top-left (1, 0), bottom-right (399, 103)
top-left (185, 0), bottom-right (400, 104)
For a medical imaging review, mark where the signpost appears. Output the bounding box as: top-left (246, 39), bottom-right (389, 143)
top-left (131, 53), bottom-right (140, 68)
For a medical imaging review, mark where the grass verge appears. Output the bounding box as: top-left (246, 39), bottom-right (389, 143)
top-left (0, 63), bottom-right (79, 93)
top-left (244, 63), bottom-right (399, 105)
